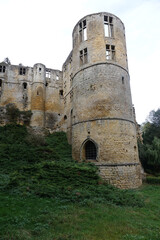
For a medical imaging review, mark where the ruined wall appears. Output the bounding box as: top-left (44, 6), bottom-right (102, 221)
top-left (0, 62), bottom-right (65, 130)
top-left (0, 12), bottom-right (142, 189)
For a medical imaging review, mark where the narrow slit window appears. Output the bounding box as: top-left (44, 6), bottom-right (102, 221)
top-left (59, 90), bottom-right (63, 96)
top-left (84, 28), bottom-right (87, 41)
top-left (84, 48), bottom-right (88, 64)
top-left (56, 75), bottom-right (59, 80)
top-left (0, 79), bottom-right (2, 87)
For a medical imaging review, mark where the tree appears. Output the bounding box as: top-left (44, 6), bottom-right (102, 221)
top-left (139, 108), bottom-right (160, 173)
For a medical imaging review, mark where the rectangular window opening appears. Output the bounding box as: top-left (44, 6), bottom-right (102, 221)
top-left (83, 19), bottom-right (86, 27)
top-left (106, 45), bottom-right (115, 60)
top-left (80, 48), bottom-right (88, 65)
top-left (109, 16), bottom-right (113, 23)
top-left (46, 71), bottom-right (51, 78)
top-left (79, 22), bottom-right (82, 29)
top-left (104, 24), bottom-right (109, 37)
top-left (104, 15), bottom-right (108, 22)
top-left (84, 28), bottom-right (87, 41)
top-left (19, 67), bottom-right (26, 75)
top-left (79, 19), bottom-right (87, 42)
top-left (104, 15), bottom-right (113, 37)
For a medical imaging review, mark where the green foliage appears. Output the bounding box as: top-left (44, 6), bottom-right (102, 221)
top-left (5, 104), bottom-right (32, 125)
top-left (139, 108), bottom-right (160, 173)
top-left (6, 104), bottom-right (20, 123)
top-left (0, 124), bottom-right (143, 208)
top-left (146, 176), bottom-right (160, 184)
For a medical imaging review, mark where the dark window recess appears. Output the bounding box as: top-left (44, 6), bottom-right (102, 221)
top-left (45, 82), bottom-right (48, 87)
top-left (122, 76), bottom-right (124, 84)
top-left (85, 141), bottom-right (97, 160)
top-left (80, 48), bottom-right (88, 65)
top-left (59, 90), bottom-right (63, 96)
top-left (39, 68), bottom-right (41, 72)
top-left (64, 115), bottom-right (67, 120)
top-left (0, 79), bottom-right (2, 87)
top-left (19, 67), bottom-right (26, 75)
top-left (23, 82), bottom-right (27, 89)
top-left (0, 65), bottom-right (6, 73)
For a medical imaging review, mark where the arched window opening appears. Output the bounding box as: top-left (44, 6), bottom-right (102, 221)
top-left (23, 82), bottom-right (27, 89)
top-left (85, 140), bottom-right (97, 160)
top-left (36, 87), bottom-right (43, 96)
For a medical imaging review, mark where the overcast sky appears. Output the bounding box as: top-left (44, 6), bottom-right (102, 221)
top-left (0, 0), bottom-right (159, 124)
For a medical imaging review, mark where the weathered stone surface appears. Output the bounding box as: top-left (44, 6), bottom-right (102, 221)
top-left (0, 12), bottom-right (142, 189)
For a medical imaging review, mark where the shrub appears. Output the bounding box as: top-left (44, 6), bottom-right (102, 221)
top-left (146, 176), bottom-right (160, 184)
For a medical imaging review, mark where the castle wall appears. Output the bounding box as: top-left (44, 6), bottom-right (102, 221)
top-left (68, 12), bottom-right (142, 188)
top-left (0, 64), bottom-right (32, 111)
top-left (0, 62), bottom-right (65, 130)
top-left (0, 12), bottom-right (142, 189)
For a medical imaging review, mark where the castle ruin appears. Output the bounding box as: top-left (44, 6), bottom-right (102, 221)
top-left (0, 12), bottom-right (142, 189)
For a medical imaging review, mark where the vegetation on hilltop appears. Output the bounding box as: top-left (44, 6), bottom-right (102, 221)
top-left (138, 108), bottom-right (160, 174)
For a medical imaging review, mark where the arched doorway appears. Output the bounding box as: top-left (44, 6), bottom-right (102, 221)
top-left (81, 139), bottom-right (98, 161)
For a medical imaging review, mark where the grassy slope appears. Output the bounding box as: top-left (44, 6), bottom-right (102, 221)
top-left (0, 185), bottom-right (160, 240)
top-left (0, 125), bottom-right (160, 240)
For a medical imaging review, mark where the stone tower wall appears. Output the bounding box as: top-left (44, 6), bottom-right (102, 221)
top-left (0, 12), bottom-right (142, 189)
top-left (68, 12), bottom-right (142, 189)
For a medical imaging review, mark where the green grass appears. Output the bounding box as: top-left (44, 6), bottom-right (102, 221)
top-left (0, 124), bottom-right (160, 239)
top-left (0, 184), bottom-right (160, 240)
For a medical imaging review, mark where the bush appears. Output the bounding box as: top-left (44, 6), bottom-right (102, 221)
top-left (146, 176), bottom-right (160, 184)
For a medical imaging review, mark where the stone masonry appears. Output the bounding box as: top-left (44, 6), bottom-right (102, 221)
top-left (0, 12), bottom-right (142, 189)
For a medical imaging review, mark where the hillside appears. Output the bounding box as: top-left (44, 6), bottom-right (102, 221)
top-left (0, 124), bottom-right (142, 206)
top-left (1, 125), bottom-right (160, 240)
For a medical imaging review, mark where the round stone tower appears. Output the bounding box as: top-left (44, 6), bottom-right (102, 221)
top-left (31, 63), bottom-right (46, 127)
top-left (70, 12), bottom-right (142, 189)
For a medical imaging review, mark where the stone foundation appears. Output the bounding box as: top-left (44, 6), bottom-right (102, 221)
top-left (96, 163), bottom-right (142, 189)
